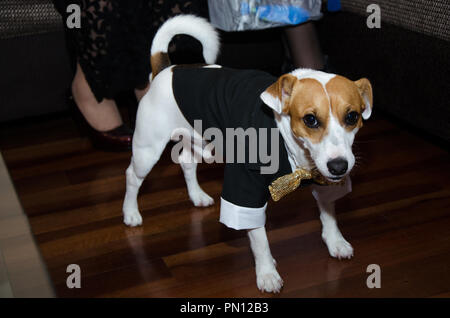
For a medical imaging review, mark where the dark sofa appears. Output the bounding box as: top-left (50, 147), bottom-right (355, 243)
top-left (317, 0), bottom-right (450, 142)
top-left (0, 0), bottom-right (72, 122)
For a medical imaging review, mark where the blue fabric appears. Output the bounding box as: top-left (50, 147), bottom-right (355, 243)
top-left (327, 0), bottom-right (341, 12)
top-left (240, 2), bottom-right (250, 15)
top-left (256, 5), bottom-right (310, 25)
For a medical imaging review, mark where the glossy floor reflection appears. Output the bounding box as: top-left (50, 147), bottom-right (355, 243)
top-left (1, 113), bottom-right (449, 297)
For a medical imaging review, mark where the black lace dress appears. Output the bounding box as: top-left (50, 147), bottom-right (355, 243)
top-left (53, 0), bottom-right (208, 102)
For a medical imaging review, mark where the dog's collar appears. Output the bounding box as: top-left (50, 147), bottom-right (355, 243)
top-left (269, 168), bottom-right (345, 202)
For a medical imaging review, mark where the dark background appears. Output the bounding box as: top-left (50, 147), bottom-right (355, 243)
top-left (0, 1), bottom-right (449, 143)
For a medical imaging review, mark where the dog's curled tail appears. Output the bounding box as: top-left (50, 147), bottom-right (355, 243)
top-left (150, 14), bottom-right (220, 78)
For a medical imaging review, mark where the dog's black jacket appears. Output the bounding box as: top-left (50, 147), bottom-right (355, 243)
top-left (172, 66), bottom-right (295, 208)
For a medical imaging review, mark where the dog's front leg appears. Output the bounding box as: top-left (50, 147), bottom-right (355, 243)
top-left (316, 199), bottom-right (353, 259)
top-left (248, 227), bottom-right (283, 293)
top-left (312, 176), bottom-right (354, 259)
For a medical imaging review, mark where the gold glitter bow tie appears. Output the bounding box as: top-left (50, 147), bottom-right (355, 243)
top-left (268, 168), bottom-right (345, 202)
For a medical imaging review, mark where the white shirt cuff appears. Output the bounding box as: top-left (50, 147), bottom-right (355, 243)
top-left (219, 197), bottom-right (267, 230)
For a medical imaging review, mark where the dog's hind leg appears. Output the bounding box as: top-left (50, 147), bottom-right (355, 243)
top-left (179, 149), bottom-right (214, 207)
top-left (122, 160), bottom-right (145, 227)
top-left (123, 139), bottom-right (167, 227)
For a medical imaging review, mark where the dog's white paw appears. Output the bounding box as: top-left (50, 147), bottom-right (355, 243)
top-left (323, 234), bottom-right (354, 259)
top-left (123, 210), bottom-right (143, 227)
top-left (190, 190), bottom-right (214, 207)
top-left (256, 268), bottom-right (284, 293)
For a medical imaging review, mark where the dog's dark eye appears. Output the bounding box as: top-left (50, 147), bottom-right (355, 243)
top-left (303, 114), bottom-right (320, 128)
top-left (345, 111), bottom-right (359, 126)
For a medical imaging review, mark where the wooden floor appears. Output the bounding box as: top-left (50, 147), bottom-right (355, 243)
top-left (1, 113), bottom-right (449, 298)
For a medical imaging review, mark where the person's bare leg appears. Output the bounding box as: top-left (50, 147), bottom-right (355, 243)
top-left (71, 63), bottom-right (123, 132)
top-left (284, 21), bottom-right (325, 70)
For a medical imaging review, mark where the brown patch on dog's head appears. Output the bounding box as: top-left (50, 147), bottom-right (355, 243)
top-left (326, 76), bottom-right (373, 131)
top-left (287, 79), bottom-right (330, 143)
top-left (326, 76), bottom-right (365, 131)
top-left (263, 74), bottom-right (297, 113)
top-left (262, 75), bottom-right (330, 143)
top-left (151, 52), bottom-right (171, 78)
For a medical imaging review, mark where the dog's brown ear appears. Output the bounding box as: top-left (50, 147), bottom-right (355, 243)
top-left (260, 74), bottom-right (297, 114)
top-left (355, 78), bottom-right (373, 120)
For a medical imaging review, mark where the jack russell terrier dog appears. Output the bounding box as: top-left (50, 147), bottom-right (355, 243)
top-left (122, 15), bottom-right (373, 293)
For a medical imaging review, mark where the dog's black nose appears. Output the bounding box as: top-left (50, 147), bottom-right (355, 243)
top-left (327, 158), bottom-right (348, 176)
